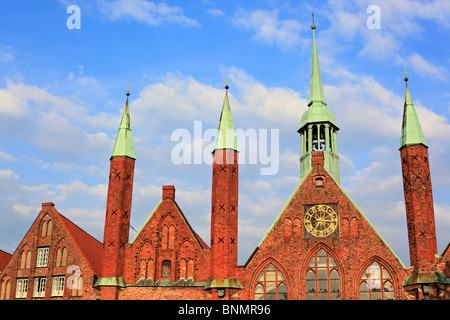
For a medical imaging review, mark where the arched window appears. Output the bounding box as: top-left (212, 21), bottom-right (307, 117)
top-left (359, 262), bottom-right (395, 300)
top-left (56, 247), bottom-right (68, 267)
top-left (138, 242), bottom-right (154, 280)
top-left (253, 263), bottom-right (288, 300)
top-left (0, 278), bottom-right (10, 300)
top-left (40, 216), bottom-right (52, 237)
top-left (305, 249), bottom-right (340, 300)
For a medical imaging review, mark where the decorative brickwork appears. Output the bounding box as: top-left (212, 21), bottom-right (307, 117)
top-left (97, 156), bottom-right (135, 300)
top-left (400, 145), bottom-right (437, 270)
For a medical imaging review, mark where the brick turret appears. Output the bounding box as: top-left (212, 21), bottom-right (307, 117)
top-left (205, 84), bottom-right (242, 299)
top-left (96, 90), bottom-right (136, 300)
top-left (399, 77), bottom-right (446, 299)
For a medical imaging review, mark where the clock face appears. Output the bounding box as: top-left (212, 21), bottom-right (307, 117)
top-left (304, 204), bottom-right (338, 238)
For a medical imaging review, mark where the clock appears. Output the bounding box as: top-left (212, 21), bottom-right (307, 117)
top-left (304, 204), bottom-right (338, 238)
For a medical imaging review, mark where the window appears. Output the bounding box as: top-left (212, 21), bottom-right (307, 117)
top-left (56, 247), bottom-right (68, 267)
top-left (33, 277), bottom-right (46, 298)
top-left (51, 276), bottom-right (65, 297)
top-left (71, 275), bottom-right (83, 297)
top-left (36, 247), bottom-right (49, 268)
top-left (162, 260), bottom-right (171, 278)
top-left (315, 177), bottom-right (324, 187)
top-left (41, 217), bottom-right (52, 237)
top-left (253, 263), bottom-right (288, 300)
top-left (15, 279), bottom-right (28, 299)
top-left (305, 249), bottom-right (340, 300)
top-left (359, 262), bottom-right (395, 300)
top-left (1, 279), bottom-right (10, 300)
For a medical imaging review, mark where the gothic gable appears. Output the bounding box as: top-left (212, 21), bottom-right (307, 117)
top-left (240, 152), bottom-right (408, 300)
top-left (124, 186), bottom-right (210, 285)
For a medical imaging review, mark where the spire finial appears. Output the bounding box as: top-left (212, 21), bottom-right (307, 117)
top-left (125, 84), bottom-right (132, 96)
top-left (311, 10), bottom-right (316, 29)
top-left (223, 77), bottom-right (231, 90)
top-left (401, 69), bottom-right (410, 83)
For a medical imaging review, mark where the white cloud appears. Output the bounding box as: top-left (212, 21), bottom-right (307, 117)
top-left (232, 8), bottom-right (303, 49)
top-left (406, 53), bottom-right (448, 81)
top-left (207, 9), bottom-right (224, 17)
top-left (0, 151), bottom-right (17, 161)
top-left (98, 0), bottom-right (200, 27)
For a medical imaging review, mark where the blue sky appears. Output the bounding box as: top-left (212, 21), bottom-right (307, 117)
top-left (0, 0), bottom-right (449, 266)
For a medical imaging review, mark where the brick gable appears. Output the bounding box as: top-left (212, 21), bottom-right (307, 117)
top-left (237, 152), bottom-right (408, 300)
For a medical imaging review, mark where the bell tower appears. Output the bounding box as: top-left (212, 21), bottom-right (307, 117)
top-left (298, 20), bottom-right (340, 183)
top-left (96, 88), bottom-right (136, 300)
top-left (205, 81), bottom-right (242, 299)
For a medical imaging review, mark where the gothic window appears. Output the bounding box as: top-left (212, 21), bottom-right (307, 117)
top-left (179, 240), bottom-right (195, 280)
top-left (162, 260), bottom-right (171, 278)
top-left (350, 218), bottom-right (359, 238)
top-left (138, 241), bottom-right (154, 280)
top-left (305, 249), bottom-right (340, 300)
top-left (56, 247), bottom-right (68, 267)
top-left (284, 219), bottom-right (292, 238)
top-left (161, 223), bottom-right (176, 249)
top-left (253, 263), bottom-right (288, 300)
top-left (168, 225), bottom-right (176, 249)
top-left (71, 275), bottom-right (83, 297)
top-left (359, 262), bottom-right (394, 300)
top-left (19, 248), bottom-right (31, 269)
top-left (161, 225), bottom-right (168, 249)
top-left (0, 278), bottom-right (10, 300)
top-left (40, 216), bottom-right (52, 237)
top-left (293, 219), bottom-right (301, 235)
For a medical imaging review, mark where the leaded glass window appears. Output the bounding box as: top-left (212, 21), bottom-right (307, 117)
top-left (305, 249), bottom-right (340, 300)
top-left (359, 262), bottom-right (394, 300)
top-left (253, 263), bottom-right (288, 300)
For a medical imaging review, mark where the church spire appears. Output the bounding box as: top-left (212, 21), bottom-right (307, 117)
top-left (111, 87), bottom-right (136, 159)
top-left (308, 13), bottom-right (326, 107)
top-left (399, 73), bottom-right (428, 149)
top-left (212, 79), bottom-right (239, 153)
top-left (298, 18), bottom-right (340, 184)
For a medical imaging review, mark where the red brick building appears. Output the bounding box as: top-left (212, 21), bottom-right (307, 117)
top-left (0, 24), bottom-right (448, 301)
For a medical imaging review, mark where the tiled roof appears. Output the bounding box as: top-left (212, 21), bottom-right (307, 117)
top-left (0, 249), bottom-right (12, 272)
top-left (57, 211), bottom-right (103, 276)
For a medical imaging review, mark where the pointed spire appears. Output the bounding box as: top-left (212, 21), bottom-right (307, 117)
top-left (212, 81), bottom-right (239, 153)
top-left (308, 14), bottom-right (327, 107)
top-left (399, 75), bottom-right (428, 149)
top-left (111, 89), bottom-right (136, 159)
top-left (299, 18), bottom-right (337, 131)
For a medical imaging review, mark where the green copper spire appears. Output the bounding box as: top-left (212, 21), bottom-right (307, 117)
top-left (299, 22), bottom-right (338, 130)
top-left (111, 90), bottom-right (136, 159)
top-left (212, 82), bottom-right (239, 153)
top-left (308, 23), bottom-right (326, 107)
top-left (399, 76), bottom-right (428, 149)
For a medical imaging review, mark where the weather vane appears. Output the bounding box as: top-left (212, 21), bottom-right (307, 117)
top-left (401, 69), bottom-right (410, 82)
top-left (125, 84), bottom-right (132, 95)
top-left (223, 77), bottom-right (231, 90)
